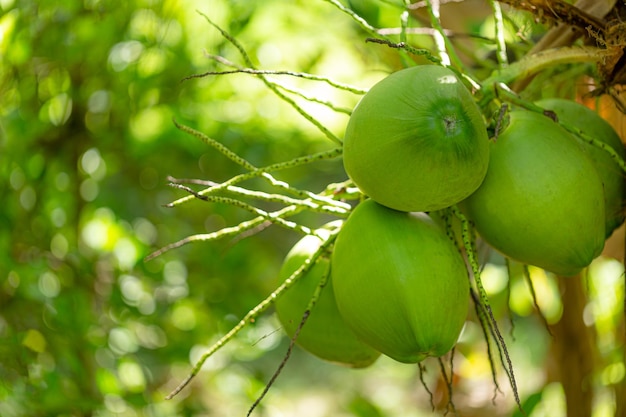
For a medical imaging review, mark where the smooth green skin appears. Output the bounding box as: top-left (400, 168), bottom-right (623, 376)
top-left (331, 200), bottom-right (469, 364)
top-left (275, 226), bottom-right (380, 368)
top-left (343, 65), bottom-right (489, 212)
top-left (536, 98), bottom-right (626, 237)
top-left (463, 110), bottom-right (606, 276)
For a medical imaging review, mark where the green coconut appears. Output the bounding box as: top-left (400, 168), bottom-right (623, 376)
top-left (536, 98), bottom-right (626, 237)
top-left (275, 223), bottom-right (380, 368)
top-left (343, 65), bottom-right (489, 212)
top-left (331, 199), bottom-right (469, 363)
top-left (463, 110), bottom-right (606, 276)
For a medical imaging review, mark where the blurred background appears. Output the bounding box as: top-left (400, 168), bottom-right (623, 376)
top-left (1, 1), bottom-right (625, 416)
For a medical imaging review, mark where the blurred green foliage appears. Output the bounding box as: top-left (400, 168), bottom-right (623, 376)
top-left (2, 1), bottom-right (626, 416)
top-left (0, 1), bottom-right (390, 415)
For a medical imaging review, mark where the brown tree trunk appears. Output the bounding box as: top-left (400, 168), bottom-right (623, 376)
top-left (549, 275), bottom-right (595, 417)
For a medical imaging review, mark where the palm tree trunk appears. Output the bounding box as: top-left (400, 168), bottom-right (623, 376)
top-left (549, 275), bottom-right (595, 417)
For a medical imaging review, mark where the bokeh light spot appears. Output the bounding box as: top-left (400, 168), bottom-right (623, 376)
top-left (114, 237), bottom-right (139, 271)
top-left (19, 186), bottom-right (36, 211)
top-left (46, 93), bottom-right (73, 126)
top-left (88, 90), bottom-right (111, 114)
top-left (118, 361), bottom-right (146, 392)
top-left (480, 263), bottom-right (508, 295)
top-left (50, 233), bottom-right (68, 259)
top-left (80, 178), bottom-right (99, 201)
top-left (129, 105), bottom-right (170, 142)
top-left (22, 329), bottom-right (46, 353)
top-left (119, 275), bottom-right (143, 306)
top-left (133, 217), bottom-right (157, 245)
top-left (81, 148), bottom-right (103, 175)
top-left (39, 271), bottom-right (61, 298)
top-left (81, 208), bottom-right (119, 250)
top-left (108, 327), bottom-right (139, 355)
top-left (602, 362), bottom-right (625, 385)
top-left (109, 40), bottom-right (144, 72)
top-left (163, 260), bottom-right (187, 285)
top-left (50, 207), bottom-right (67, 228)
top-left (9, 166), bottom-right (25, 190)
top-left (170, 303), bottom-right (197, 331)
top-left (104, 394), bottom-right (128, 414)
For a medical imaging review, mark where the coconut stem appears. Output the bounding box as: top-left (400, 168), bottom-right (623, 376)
top-left (451, 205), bottom-right (524, 414)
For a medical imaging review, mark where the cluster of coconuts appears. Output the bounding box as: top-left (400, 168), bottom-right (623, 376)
top-left (275, 65), bottom-right (625, 367)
